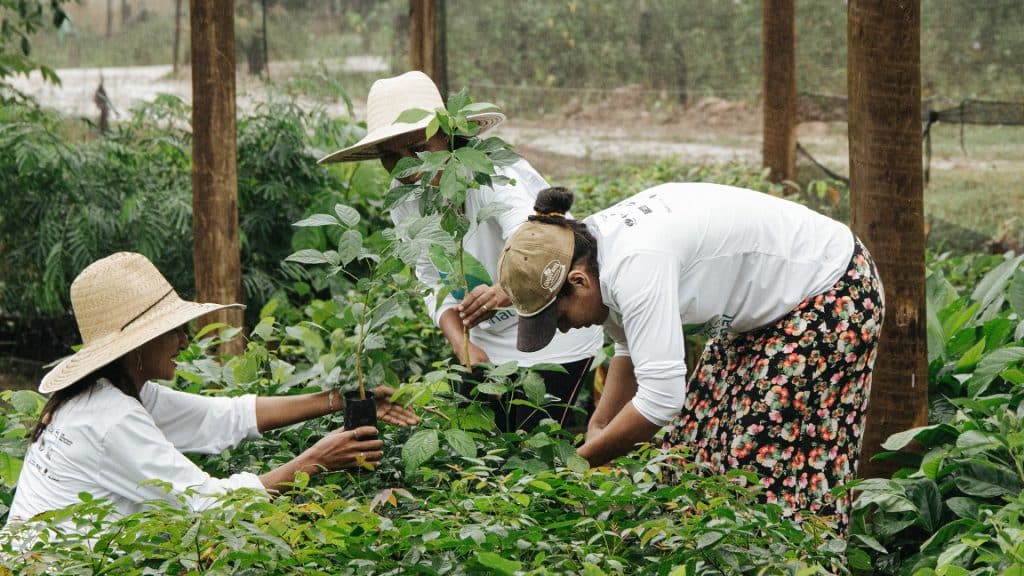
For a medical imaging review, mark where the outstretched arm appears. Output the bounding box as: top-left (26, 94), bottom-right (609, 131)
top-left (255, 386), bottom-right (419, 433)
top-left (259, 425), bottom-right (384, 492)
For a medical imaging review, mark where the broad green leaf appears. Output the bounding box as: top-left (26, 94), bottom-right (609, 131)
top-left (454, 147), bottom-right (494, 174)
top-left (954, 460), bottom-right (1024, 497)
top-left (904, 478), bottom-right (942, 532)
top-left (445, 88), bottom-right (471, 116)
top-left (292, 213), bottom-right (339, 228)
top-left (7, 389), bottom-right (44, 416)
top-left (337, 229), bottom-right (363, 266)
top-left (696, 530), bottom-right (724, 549)
top-left (945, 497), bottom-right (980, 519)
top-left (1008, 269), bottom-right (1024, 317)
top-left (394, 108), bottom-right (431, 124)
top-left (882, 424), bottom-right (958, 451)
top-left (935, 542), bottom-right (970, 569)
top-left (444, 429), bottom-right (476, 458)
top-left (231, 356), bottom-right (259, 385)
top-left (488, 361), bottom-right (519, 378)
top-left (0, 453), bottom-right (23, 486)
top-left (967, 347), bottom-right (1024, 398)
top-left (334, 204), bottom-right (361, 227)
top-left (476, 201), bottom-right (512, 224)
top-left (402, 429), bottom-right (439, 473)
top-left (285, 249), bottom-right (331, 265)
top-left (955, 338), bottom-right (986, 371)
top-left (474, 551), bottom-right (521, 576)
top-left (971, 254), bottom-right (1024, 322)
top-left (522, 371), bottom-right (546, 406)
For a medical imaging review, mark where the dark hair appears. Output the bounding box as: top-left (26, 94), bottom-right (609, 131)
top-left (529, 187), bottom-right (600, 282)
top-left (31, 361), bottom-right (140, 443)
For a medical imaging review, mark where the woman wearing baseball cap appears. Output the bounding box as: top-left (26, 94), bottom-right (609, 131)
top-left (498, 184), bottom-right (884, 528)
top-left (319, 71), bottom-right (603, 432)
top-left (5, 252), bottom-right (418, 531)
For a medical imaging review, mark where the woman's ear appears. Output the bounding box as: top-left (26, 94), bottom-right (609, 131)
top-left (566, 268), bottom-right (590, 288)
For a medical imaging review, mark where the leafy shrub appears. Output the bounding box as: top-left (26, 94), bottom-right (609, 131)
top-left (848, 253), bottom-right (1024, 574)
top-left (0, 94), bottom-right (380, 327)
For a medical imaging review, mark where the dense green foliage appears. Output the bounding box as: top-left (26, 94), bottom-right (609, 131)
top-left (846, 254), bottom-right (1024, 575)
top-left (0, 95), bottom-right (386, 325)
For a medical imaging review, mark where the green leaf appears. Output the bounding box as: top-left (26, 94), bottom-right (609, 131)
top-left (971, 254), bottom-right (1024, 322)
top-left (956, 338), bottom-right (986, 371)
top-left (945, 497), bottom-right (980, 519)
top-left (402, 429), bottom-right (439, 473)
top-left (954, 460), bottom-right (1024, 497)
top-left (0, 453), bottom-right (23, 486)
top-left (1008, 269), bottom-right (1024, 317)
top-left (286, 249), bottom-right (331, 265)
top-left (454, 147), bottom-right (494, 174)
top-left (334, 204), bottom-right (361, 227)
top-left (476, 201), bottom-right (512, 224)
top-left (231, 356), bottom-right (259, 385)
top-left (882, 424), bottom-right (958, 451)
top-left (968, 347), bottom-right (1024, 398)
top-left (488, 361), bottom-right (519, 378)
top-left (7, 389), bottom-right (44, 416)
top-left (521, 371), bottom-right (546, 406)
top-left (292, 213), bottom-right (339, 228)
top-left (474, 551), bottom-right (521, 576)
top-left (337, 229), bottom-right (363, 266)
top-left (394, 108), bottom-right (432, 124)
top-left (444, 429), bottom-right (476, 458)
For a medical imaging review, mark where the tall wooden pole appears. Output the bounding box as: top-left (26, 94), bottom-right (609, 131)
top-left (173, 0), bottom-right (183, 74)
top-left (190, 0), bottom-right (244, 353)
top-left (848, 0), bottom-right (928, 478)
top-left (409, 0), bottom-right (447, 98)
top-left (762, 0), bottom-right (797, 183)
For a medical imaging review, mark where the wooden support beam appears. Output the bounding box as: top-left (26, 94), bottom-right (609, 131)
top-left (848, 0), bottom-right (928, 478)
top-left (190, 0), bottom-right (244, 354)
top-left (762, 0), bottom-right (797, 184)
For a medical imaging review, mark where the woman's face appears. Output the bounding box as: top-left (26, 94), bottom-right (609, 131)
top-left (378, 132), bottom-right (448, 184)
top-left (135, 326), bottom-right (189, 383)
top-left (554, 265), bottom-right (609, 333)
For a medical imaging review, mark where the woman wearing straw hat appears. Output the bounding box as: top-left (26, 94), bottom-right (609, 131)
top-left (498, 184), bottom-right (884, 528)
top-left (319, 71), bottom-right (602, 432)
top-left (4, 252), bottom-right (418, 529)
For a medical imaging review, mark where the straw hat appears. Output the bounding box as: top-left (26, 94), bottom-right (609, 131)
top-left (39, 252), bottom-right (244, 393)
top-left (317, 70), bottom-right (505, 164)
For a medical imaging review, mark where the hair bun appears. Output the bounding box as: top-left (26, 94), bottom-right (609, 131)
top-left (533, 187), bottom-right (575, 215)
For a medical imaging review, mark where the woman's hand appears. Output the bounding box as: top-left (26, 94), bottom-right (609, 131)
top-left (457, 284), bottom-right (512, 328)
top-left (372, 386), bottom-right (420, 426)
top-left (309, 426), bottom-right (384, 471)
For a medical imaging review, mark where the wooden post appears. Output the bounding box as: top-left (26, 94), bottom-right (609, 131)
top-left (409, 0), bottom-right (447, 98)
top-left (848, 0), bottom-right (928, 478)
top-left (762, 0), bottom-right (797, 184)
top-left (190, 0), bottom-right (245, 354)
top-left (173, 0), bottom-right (183, 74)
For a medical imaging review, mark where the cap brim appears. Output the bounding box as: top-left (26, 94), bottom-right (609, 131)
top-left (516, 302), bottom-right (560, 353)
top-left (317, 112), bottom-right (506, 165)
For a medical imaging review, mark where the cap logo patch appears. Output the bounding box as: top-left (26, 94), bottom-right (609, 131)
top-left (540, 260), bottom-right (566, 292)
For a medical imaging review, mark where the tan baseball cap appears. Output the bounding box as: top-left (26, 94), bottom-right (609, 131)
top-left (498, 221), bottom-right (575, 352)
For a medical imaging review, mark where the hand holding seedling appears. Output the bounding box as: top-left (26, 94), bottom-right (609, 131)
top-left (372, 385), bottom-right (421, 426)
top-left (311, 426), bottom-right (384, 471)
top-left (458, 284), bottom-right (512, 328)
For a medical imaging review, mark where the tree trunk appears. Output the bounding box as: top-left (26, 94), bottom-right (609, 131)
top-left (190, 0), bottom-right (245, 354)
top-left (173, 0), bottom-right (183, 74)
top-left (409, 0), bottom-right (447, 98)
top-left (848, 0), bottom-right (927, 479)
top-left (106, 0), bottom-right (114, 37)
top-left (762, 0), bottom-right (797, 184)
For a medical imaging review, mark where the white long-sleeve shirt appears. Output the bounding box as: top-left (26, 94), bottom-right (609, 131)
top-left (391, 158), bottom-right (603, 366)
top-left (6, 379), bottom-right (265, 528)
top-left (586, 183), bottom-right (855, 426)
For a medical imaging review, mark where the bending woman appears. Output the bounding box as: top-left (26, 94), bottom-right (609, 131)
top-left (318, 71), bottom-right (602, 431)
top-left (498, 184), bottom-right (884, 527)
top-left (5, 252), bottom-right (418, 529)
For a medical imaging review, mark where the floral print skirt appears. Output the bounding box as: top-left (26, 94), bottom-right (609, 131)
top-left (661, 238), bottom-right (884, 529)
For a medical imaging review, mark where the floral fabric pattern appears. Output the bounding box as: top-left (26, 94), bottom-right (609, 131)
top-left (662, 238), bottom-right (884, 530)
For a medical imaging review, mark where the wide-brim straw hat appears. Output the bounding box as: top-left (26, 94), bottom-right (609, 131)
top-left (317, 70), bottom-right (505, 164)
top-left (39, 252), bottom-right (244, 394)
